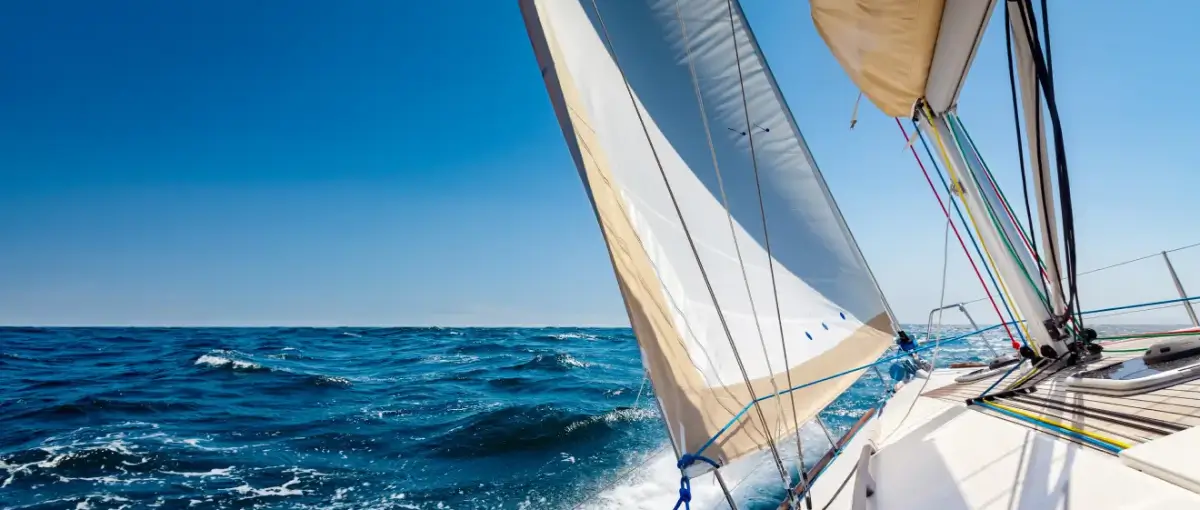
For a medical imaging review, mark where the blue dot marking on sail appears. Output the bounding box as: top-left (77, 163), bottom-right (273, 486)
top-left (805, 332), bottom-right (812, 340)
top-left (839, 312), bottom-right (846, 320)
top-left (822, 322), bottom-right (829, 330)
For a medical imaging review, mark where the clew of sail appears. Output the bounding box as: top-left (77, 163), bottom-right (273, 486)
top-left (520, 0), bottom-right (896, 468)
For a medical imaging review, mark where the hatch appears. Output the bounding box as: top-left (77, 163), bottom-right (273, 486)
top-left (1064, 338), bottom-right (1200, 396)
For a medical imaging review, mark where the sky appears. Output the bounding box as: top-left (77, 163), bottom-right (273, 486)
top-left (1, 0), bottom-right (1198, 326)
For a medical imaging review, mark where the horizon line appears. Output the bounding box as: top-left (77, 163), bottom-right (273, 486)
top-left (0, 322), bottom-right (1186, 329)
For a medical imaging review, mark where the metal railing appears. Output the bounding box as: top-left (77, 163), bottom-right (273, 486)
top-left (951, 240), bottom-right (1200, 328)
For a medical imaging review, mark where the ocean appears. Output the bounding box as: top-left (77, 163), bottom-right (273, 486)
top-left (0, 325), bottom-right (1128, 509)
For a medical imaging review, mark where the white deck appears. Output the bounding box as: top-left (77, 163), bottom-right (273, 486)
top-left (807, 363), bottom-right (1200, 509)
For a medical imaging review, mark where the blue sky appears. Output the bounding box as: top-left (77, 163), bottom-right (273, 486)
top-left (2, 0), bottom-right (1198, 326)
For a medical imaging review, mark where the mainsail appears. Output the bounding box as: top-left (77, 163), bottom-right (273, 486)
top-left (520, 0), bottom-right (896, 467)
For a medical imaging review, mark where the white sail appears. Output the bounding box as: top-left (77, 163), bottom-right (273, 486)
top-left (520, 0), bottom-right (895, 467)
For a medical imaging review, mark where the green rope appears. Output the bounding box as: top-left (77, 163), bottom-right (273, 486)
top-left (953, 115), bottom-right (1049, 276)
top-left (953, 115), bottom-right (1082, 338)
top-left (945, 116), bottom-right (1053, 312)
top-left (1097, 329), bottom-right (1200, 342)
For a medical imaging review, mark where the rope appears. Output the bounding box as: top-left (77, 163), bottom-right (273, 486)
top-left (1082, 295), bottom-right (1200, 317)
top-left (976, 400), bottom-right (1130, 451)
top-left (974, 398), bottom-right (1123, 451)
top-left (980, 359), bottom-right (1025, 396)
top-left (896, 119), bottom-right (1021, 349)
top-left (943, 115), bottom-right (1055, 320)
top-left (912, 117), bottom-right (1029, 348)
top-left (1003, 2), bottom-right (1051, 310)
top-left (632, 373), bottom-right (649, 409)
top-left (920, 107), bottom-right (1038, 349)
top-left (1013, 0), bottom-right (1085, 330)
top-left (949, 115), bottom-right (1059, 318)
top-left (1097, 328), bottom-right (1200, 342)
top-left (1004, 356), bottom-right (1051, 390)
top-left (675, 292), bottom-right (1200, 491)
top-left (954, 114), bottom-right (1052, 289)
top-left (690, 324), bottom-right (1004, 459)
top-left (882, 202), bottom-right (953, 445)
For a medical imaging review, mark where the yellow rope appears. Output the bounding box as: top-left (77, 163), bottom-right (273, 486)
top-left (984, 401), bottom-right (1133, 449)
top-left (921, 106), bottom-right (1038, 350)
top-left (1004, 359), bottom-right (1046, 390)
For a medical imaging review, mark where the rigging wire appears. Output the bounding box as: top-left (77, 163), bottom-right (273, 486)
top-left (952, 116), bottom-right (1056, 300)
top-left (721, 0), bottom-right (792, 492)
top-left (901, 118), bottom-right (1025, 349)
top-left (670, 0), bottom-right (793, 479)
top-left (953, 240), bottom-right (1200, 307)
top-left (881, 214), bottom-right (952, 443)
top-left (721, 0), bottom-right (802, 498)
top-left (584, 0), bottom-right (787, 491)
top-left (945, 115), bottom-right (1057, 317)
top-left (919, 106), bottom-right (1038, 349)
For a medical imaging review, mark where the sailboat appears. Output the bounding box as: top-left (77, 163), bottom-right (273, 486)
top-left (519, 0), bottom-right (1200, 508)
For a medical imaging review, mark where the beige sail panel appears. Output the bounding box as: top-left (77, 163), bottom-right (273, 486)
top-left (810, 0), bottom-right (945, 117)
top-left (521, 0), bottom-right (897, 468)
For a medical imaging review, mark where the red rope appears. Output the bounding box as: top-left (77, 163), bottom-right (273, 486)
top-left (955, 117), bottom-right (1083, 332)
top-left (960, 128), bottom-right (1051, 284)
top-left (896, 118), bottom-right (1021, 350)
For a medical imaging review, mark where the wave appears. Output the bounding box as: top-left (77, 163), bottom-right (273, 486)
top-left (425, 403), bottom-right (655, 458)
top-left (419, 354), bottom-right (480, 365)
top-left (195, 354), bottom-right (266, 371)
top-left (507, 353), bottom-right (592, 372)
top-left (191, 350), bottom-right (351, 387)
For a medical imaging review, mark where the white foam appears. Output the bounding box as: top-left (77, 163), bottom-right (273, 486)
top-left (583, 423), bottom-right (831, 509)
top-left (229, 476), bottom-right (305, 498)
top-left (162, 467), bottom-right (234, 478)
top-left (420, 354), bottom-right (480, 365)
top-left (565, 407), bottom-right (657, 434)
top-left (194, 354), bottom-right (261, 370)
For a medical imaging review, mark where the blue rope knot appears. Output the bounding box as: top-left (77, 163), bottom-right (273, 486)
top-left (676, 453), bottom-right (720, 470)
top-left (673, 454), bottom-right (718, 510)
top-left (673, 476), bottom-right (692, 510)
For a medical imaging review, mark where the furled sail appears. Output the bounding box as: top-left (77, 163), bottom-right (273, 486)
top-left (810, 0), bottom-right (997, 117)
top-left (520, 0), bottom-right (896, 467)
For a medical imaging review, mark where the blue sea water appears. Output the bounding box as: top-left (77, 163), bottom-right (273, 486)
top-left (0, 325), bottom-right (1141, 509)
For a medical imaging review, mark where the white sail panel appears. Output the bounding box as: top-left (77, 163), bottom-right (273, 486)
top-left (521, 0), bottom-right (894, 466)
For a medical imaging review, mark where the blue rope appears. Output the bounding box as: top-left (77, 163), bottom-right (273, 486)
top-left (980, 359), bottom-right (1024, 397)
top-left (676, 454), bottom-right (720, 471)
top-left (1081, 295), bottom-right (1200, 316)
top-left (912, 119), bottom-right (1029, 348)
top-left (688, 324), bottom-right (1004, 459)
top-left (976, 401), bottom-right (1121, 454)
top-left (677, 293), bottom-right (1200, 467)
top-left (673, 476), bottom-right (692, 510)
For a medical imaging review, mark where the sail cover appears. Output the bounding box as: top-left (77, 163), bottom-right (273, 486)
top-left (520, 0), bottom-right (895, 466)
top-left (811, 0), bottom-right (997, 117)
